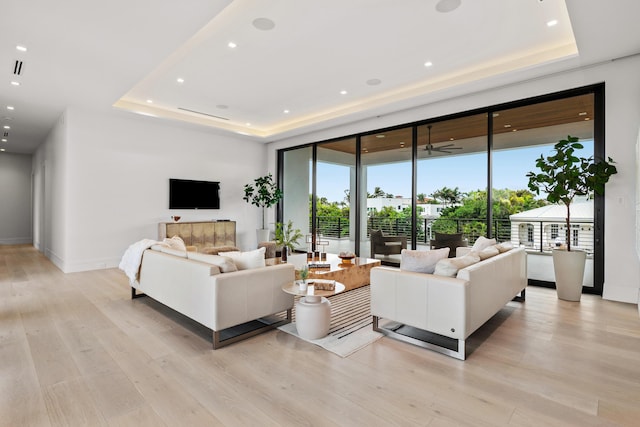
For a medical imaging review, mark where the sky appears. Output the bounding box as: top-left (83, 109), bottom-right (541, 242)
top-left (315, 140), bottom-right (594, 203)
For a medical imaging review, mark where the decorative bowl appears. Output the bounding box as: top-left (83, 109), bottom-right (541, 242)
top-left (338, 254), bottom-right (355, 264)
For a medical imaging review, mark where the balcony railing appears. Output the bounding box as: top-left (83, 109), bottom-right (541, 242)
top-left (311, 216), bottom-right (594, 254)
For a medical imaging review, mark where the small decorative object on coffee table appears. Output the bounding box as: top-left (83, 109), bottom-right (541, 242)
top-left (298, 265), bottom-right (309, 291)
top-left (338, 251), bottom-right (356, 264)
top-left (311, 280), bottom-right (336, 291)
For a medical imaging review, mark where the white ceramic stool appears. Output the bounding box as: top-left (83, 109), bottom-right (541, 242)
top-left (295, 295), bottom-right (332, 340)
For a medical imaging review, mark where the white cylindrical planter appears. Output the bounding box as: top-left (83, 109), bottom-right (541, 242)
top-left (553, 249), bottom-right (587, 301)
top-left (295, 296), bottom-right (332, 340)
top-left (256, 228), bottom-right (270, 244)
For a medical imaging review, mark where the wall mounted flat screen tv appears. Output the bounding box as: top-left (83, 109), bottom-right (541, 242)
top-left (169, 178), bottom-right (220, 209)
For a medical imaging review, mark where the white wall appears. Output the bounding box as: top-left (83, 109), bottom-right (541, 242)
top-left (0, 153), bottom-right (33, 244)
top-left (34, 107), bottom-right (268, 273)
top-left (267, 56), bottom-right (640, 304)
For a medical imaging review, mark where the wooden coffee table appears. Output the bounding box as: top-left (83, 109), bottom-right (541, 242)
top-left (269, 253), bottom-right (381, 292)
top-left (305, 253), bottom-right (381, 292)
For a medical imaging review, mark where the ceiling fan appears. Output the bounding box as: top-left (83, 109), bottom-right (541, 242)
top-left (424, 125), bottom-right (463, 155)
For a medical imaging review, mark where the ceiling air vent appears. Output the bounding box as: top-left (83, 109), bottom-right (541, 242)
top-left (178, 107), bottom-right (229, 121)
top-left (3, 132), bottom-right (8, 138)
top-left (14, 60), bottom-right (23, 75)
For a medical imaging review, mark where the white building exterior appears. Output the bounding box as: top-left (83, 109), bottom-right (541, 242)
top-left (509, 201), bottom-right (594, 254)
top-left (366, 197), bottom-right (412, 214)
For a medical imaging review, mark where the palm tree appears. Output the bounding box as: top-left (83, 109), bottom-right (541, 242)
top-left (430, 186), bottom-right (463, 207)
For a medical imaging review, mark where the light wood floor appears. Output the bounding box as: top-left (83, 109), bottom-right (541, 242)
top-left (2, 245), bottom-right (640, 426)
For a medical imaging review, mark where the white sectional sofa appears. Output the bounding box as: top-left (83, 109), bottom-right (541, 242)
top-left (370, 245), bottom-right (526, 359)
top-left (134, 248), bottom-right (295, 349)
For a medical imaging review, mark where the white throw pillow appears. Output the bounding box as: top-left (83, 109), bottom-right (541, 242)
top-left (163, 235), bottom-right (187, 251)
top-left (400, 248), bottom-right (450, 274)
top-left (187, 252), bottom-right (238, 273)
top-left (494, 241), bottom-right (514, 253)
top-left (472, 245), bottom-right (500, 260)
top-left (471, 236), bottom-right (496, 252)
top-left (218, 247), bottom-right (266, 270)
top-left (150, 243), bottom-right (169, 251)
top-left (159, 246), bottom-right (188, 258)
top-left (433, 254), bottom-right (481, 278)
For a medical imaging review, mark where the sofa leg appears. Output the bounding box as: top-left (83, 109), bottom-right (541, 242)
top-left (373, 316), bottom-right (467, 360)
top-left (372, 315), bottom-right (380, 332)
top-left (512, 288), bottom-right (526, 302)
top-left (212, 309), bottom-right (293, 350)
top-left (131, 287), bottom-right (145, 299)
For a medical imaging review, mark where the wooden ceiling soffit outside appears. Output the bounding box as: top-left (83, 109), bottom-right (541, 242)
top-left (319, 94), bottom-right (594, 155)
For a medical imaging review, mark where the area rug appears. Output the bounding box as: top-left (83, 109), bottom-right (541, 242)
top-left (278, 285), bottom-right (383, 357)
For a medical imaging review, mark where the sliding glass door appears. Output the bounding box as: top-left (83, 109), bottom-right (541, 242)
top-left (278, 85), bottom-right (605, 293)
top-left (492, 93), bottom-right (598, 291)
top-left (359, 126), bottom-right (414, 261)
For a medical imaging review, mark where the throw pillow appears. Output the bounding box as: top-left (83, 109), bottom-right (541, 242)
top-left (494, 241), bottom-right (514, 253)
top-left (400, 248), bottom-right (450, 274)
top-left (163, 235), bottom-right (187, 251)
top-left (187, 252), bottom-right (238, 273)
top-left (202, 246), bottom-right (241, 255)
top-left (433, 253), bottom-right (481, 278)
top-left (150, 243), bottom-right (169, 251)
top-left (471, 236), bottom-right (496, 252)
top-left (472, 245), bottom-right (499, 260)
top-left (218, 247), bottom-right (266, 270)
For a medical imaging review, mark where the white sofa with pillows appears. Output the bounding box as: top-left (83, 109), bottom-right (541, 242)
top-left (133, 244), bottom-right (295, 349)
top-left (370, 237), bottom-right (526, 360)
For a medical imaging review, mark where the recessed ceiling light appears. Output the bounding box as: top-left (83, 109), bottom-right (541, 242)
top-left (399, 142), bottom-right (405, 147)
top-left (376, 134), bottom-right (385, 138)
top-left (236, 131), bottom-right (251, 136)
top-left (504, 124), bottom-right (512, 128)
top-left (578, 111), bottom-right (587, 116)
top-left (10, 81), bottom-right (20, 86)
top-left (492, 113), bottom-right (500, 117)
top-left (253, 18), bottom-right (276, 31)
top-left (1, 139), bottom-right (6, 142)
top-left (146, 99), bottom-right (153, 104)
top-left (0, 149), bottom-right (5, 152)
top-left (340, 90), bottom-right (347, 95)
top-left (450, 138), bottom-right (454, 141)
top-left (176, 78), bottom-right (185, 84)
top-left (16, 45), bottom-right (27, 52)
top-left (424, 61), bottom-right (433, 67)
top-left (246, 122), bottom-right (251, 126)
top-left (512, 129), bottom-right (518, 132)
top-left (7, 106), bottom-right (14, 110)
top-left (435, 0), bottom-right (461, 13)
top-left (283, 109), bottom-right (290, 114)
top-left (547, 19), bottom-right (558, 27)
top-left (584, 118), bottom-right (591, 121)
top-left (228, 41), bottom-right (237, 48)
top-left (366, 78), bottom-right (382, 86)
top-left (3, 125), bottom-right (10, 129)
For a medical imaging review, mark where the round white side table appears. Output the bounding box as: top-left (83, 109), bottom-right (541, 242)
top-left (281, 280), bottom-right (345, 340)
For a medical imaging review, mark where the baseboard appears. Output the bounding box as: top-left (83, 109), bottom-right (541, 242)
top-left (44, 249), bottom-right (120, 273)
top-left (0, 237), bottom-right (33, 245)
top-left (602, 282), bottom-right (639, 304)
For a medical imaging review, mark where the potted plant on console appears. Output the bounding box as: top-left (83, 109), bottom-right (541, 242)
top-left (275, 220), bottom-right (303, 262)
top-left (526, 135), bottom-right (617, 301)
top-left (243, 174), bottom-right (283, 243)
